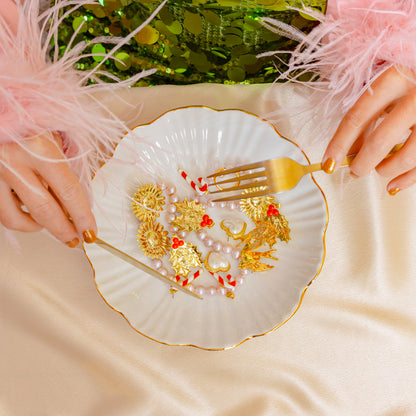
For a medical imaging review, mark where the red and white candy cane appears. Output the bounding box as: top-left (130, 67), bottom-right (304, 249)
top-left (208, 271), bottom-right (237, 289)
top-left (173, 269), bottom-right (201, 287)
top-left (178, 169), bottom-right (208, 195)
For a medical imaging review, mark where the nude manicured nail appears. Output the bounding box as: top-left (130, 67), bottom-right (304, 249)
top-left (83, 229), bottom-right (97, 243)
top-left (322, 158), bottom-right (336, 174)
top-left (388, 188), bottom-right (400, 196)
top-left (66, 237), bottom-right (79, 248)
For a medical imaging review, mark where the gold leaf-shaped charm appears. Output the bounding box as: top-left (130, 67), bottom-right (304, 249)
top-left (265, 213), bottom-right (291, 243)
top-left (137, 222), bottom-right (170, 259)
top-left (173, 198), bottom-right (213, 232)
top-left (240, 188), bottom-right (275, 220)
top-left (169, 237), bottom-right (203, 277)
top-left (131, 184), bottom-right (165, 222)
top-left (204, 251), bottom-right (231, 273)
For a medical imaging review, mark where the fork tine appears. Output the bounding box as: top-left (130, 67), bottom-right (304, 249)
top-left (206, 161), bottom-right (265, 178)
top-left (209, 171), bottom-right (266, 187)
top-left (209, 179), bottom-right (269, 194)
top-left (213, 188), bottom-right (270, 202)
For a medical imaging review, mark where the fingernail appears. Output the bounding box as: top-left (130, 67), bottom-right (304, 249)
top-left (83, 229), bottom-right (97, 243)
top-left (66, 237), bottom-right (79, 248)
top-left (388, 188), bottom-right (400, 196)
top-left (322, 158), bottom-right (336, 174)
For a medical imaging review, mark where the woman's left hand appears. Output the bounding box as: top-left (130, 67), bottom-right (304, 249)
top-left (322, 66), bottom-right (416, 195)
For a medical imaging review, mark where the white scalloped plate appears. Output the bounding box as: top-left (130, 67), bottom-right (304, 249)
top-left (84, 107), bottom-right (328, 350)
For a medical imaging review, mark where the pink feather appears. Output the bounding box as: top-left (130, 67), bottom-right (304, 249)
top-left (0, 0), bottom-right (166, 192)
top-left (260, 0), bottom-right (416, 141)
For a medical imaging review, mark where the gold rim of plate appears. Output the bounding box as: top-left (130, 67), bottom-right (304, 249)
top-left (82, 105), bottom-right (329, 351)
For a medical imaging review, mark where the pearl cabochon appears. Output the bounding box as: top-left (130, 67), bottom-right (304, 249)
top-left (84, 107), bottom-right (328, 350)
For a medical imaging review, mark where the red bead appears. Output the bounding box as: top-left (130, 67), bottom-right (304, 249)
top-left (173, 237), bottom-right (179, 243)
top-left (203, 214), bottom-right (209, 221)
top-left (178, 240), bottom-right (184, 246)
top-left (207, 219), bottom-right (213, 225)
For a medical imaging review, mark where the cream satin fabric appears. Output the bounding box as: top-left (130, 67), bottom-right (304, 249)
top-left (1, 83), bottom-right (416, 416)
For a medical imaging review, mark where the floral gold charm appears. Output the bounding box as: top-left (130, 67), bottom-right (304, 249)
top-left (137, 222), bottom-right (170, 259)
top-left (132, 184), bottom-right (165, 222)
top-left (169, 237), bottom-right (203, 277)
top-left (173, 198), bottom-right (213, 232)
top-left (204, 251), bottom-right (231, 273)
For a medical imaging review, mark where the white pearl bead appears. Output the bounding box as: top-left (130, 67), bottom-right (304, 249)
top-left (222, 243), bottom-right (233, 255)
top-left (167, 214), bottom-right (176, 223)
top-left (158, 182), bottom-right (167, 190)
top-left (212, 241), bottom-right (222, 252)
top-left (167, 186), bottom-right (176, 195)
top-left (227, 201), bottom-right (238, 210)
top-left (207, 199), bottom-right (216, 208)
top-left (207, 286), bottom-right (217, 296)
top-left (195, 286), bottom-right (205, 297)
top-left (169, 194), bottom-right (179, 203)
top-left (219, 201), bottom-right (227, 209)
top-left (197, 229), bottom-right (207, 240)
top-left (152, 259), bottom-right (162, 270)
top-left (187, 284), bottom-right (195, 292)
top-left (194, 196), bottom-right (201, 204)
top-left (170, 225), bottom-right (179, 233)
top-left (232, 249), bottom-right (241, 260)
top-left (178, 230), bottom-right (187, 238)
top-left (167, 204), bottom-right (177, 214)
top-left (204, 237), bottom-right (214, 247)
top-left (159, 268), bottom-right (168, 276)
top-left (237, 276), bottom-right (245, 286)
top-left (240, 269), bottom-right (249, 276)
top-left (217, 286), bottom-right (227, 296)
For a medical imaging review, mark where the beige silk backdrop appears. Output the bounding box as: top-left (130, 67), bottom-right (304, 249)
top-left (1, 83), bottom-right (416, 416)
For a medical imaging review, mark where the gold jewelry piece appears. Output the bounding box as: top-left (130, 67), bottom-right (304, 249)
top-left (131, 184), bottom-right (165, 222)
top-left (239, 243), bottom-right (279, 272)
top-left (220, 219), bottom-right (247, 240)
top-left (240, 188), bottom-right (275, 220)
top-left (137, 222), bottom-right (170, 259)
top-left (169, 237), bottom-right (203, 277)
top-left (204, 251), bottom-right (231, 274)
top-left (173, 198), bottom-right (214, 232)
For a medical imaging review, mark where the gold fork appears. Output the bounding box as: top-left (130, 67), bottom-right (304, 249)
top-left (207, 143), bottom-right (404, 202)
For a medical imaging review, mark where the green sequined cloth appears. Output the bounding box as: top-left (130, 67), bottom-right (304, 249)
top-left (55, 0), bottom-right (327, 85)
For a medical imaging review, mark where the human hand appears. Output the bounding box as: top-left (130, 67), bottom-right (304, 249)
top-left (0, 133), bottom-right (97, 247)
top-left (322, 66), bottom-right (416, 195)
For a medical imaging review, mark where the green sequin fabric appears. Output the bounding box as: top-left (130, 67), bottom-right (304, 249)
top-left (54, 0), bottom-right (327, 85)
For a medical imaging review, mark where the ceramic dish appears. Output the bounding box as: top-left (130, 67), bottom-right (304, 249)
top-left (84, 106), bottom-right (328, 350)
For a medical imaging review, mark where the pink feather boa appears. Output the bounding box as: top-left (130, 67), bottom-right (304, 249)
top-left (0, 0), bottom-right (165, 191)
top-left (260, 0), bottom-right (416, 136)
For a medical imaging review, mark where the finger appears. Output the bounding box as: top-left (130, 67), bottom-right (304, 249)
top-left (3, 165), bottom-right (80, 247)
top-left (376, 127), bottom-right (416, 178)
top-left (349, 90), bottom-right (416, 177)
top-left (387, 166), bottom-right (416, 195)
top-left (322, 67), bottom-right (414, 170)
top-left (0, 180), bottom-right (42, 232)
top-left (32, 147), bottom-right (97, 243)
